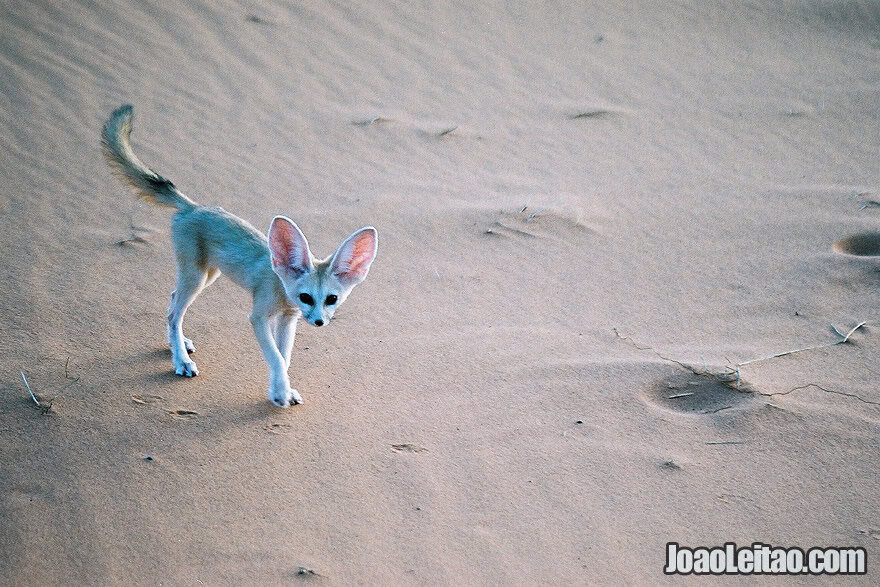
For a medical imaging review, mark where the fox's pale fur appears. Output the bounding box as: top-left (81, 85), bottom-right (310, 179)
top-left (101, 105), bottom-right (377, 407)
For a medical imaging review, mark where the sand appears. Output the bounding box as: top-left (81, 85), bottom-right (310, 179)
top-left (1, 0), bottom-right (878, 584)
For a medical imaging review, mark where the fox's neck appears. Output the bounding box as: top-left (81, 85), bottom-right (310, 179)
top-left (245, 255), bottom-right (296, 317)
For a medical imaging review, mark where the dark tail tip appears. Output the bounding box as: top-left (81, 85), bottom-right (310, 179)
top-left (145, 174), bottom-right (175, 191)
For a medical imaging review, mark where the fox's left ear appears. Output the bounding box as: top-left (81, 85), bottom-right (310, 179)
top-left (330, 226), bottom-right (378, 286)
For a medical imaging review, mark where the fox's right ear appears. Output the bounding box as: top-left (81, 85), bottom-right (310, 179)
top-left (268, 216), bottom-right (313, 279)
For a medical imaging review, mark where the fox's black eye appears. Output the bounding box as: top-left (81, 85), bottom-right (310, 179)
top-left (325, 294), bottom-right (338, 306)
top-left (299, 293), bottom-right (314, 305)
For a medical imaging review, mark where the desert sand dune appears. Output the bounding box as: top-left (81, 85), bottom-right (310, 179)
top-left (1, 1), bottom-right (878, 584)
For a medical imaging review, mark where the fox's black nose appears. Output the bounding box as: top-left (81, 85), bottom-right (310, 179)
top-left (314, 319), bottom-right (324, 327)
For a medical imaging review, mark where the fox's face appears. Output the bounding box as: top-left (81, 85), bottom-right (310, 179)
top-left (268, 217), bottom-right (377, 327)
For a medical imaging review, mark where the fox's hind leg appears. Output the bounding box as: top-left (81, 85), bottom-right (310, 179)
top-left (166, 212), bottom-right (221, 377)
top-left (169, 290), bottom-right (196, 354)
top-left (167, 262), bottom-right (207, 377)
top-left (170, 266), bottom-right (220, 354)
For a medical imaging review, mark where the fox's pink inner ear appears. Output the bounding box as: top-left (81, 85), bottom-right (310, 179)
top-left (269, 216), bottom-right (312, 276)
top-left (331, 227), bottom-right (377, 284)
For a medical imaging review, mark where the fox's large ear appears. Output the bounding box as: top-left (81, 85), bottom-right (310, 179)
top-left (330, 226), bottom-right (378, 286)
top-left (268, 216), bottom-right (313, 279)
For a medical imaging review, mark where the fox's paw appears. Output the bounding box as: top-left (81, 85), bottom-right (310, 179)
top-left (173, 357), bottom-right (199, 377)
top-left (269, 386), bottom-right (303, 408)
top-left (183, 337), bottom-right (195, 354)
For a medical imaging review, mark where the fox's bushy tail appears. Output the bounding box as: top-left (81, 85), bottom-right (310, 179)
top-left (101, 104), bottom-right (196, 211)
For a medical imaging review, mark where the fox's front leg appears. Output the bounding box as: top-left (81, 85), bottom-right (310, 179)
top-left (274, 312), bottom-right (298, 370)
top-left (250, 312), bottom-right (302, 407)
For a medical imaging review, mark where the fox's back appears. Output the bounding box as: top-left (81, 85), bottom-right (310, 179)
top-left (171, 206), bottom-right (273, 290)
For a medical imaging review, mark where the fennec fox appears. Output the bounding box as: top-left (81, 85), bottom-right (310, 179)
top-left (101, 105), bottom-right (377, 407)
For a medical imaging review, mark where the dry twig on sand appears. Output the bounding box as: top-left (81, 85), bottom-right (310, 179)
top-left (19, 359), bottom-right (80, 415)
top-left (734, 321), bottom-right (865, 371)
top-left (20, 371), bottom-right (54, 415)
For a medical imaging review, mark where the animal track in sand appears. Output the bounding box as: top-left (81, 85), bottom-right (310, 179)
top-left (264, 423), bottom-right (292, 434)
top-left (131, 394), bottom-right (164, 405)
top-left (391, 443), bottom-right (428, 453)
top-left (644, 372), bottom-right (754, 415)
top-left (132, 394), bottom-right (199, 420)
top-left (351, 116), bottom-right (481, 140)
top-left (352, 116), bottom-right (393, 126)
top-left (833, 232), bottom-right (880, 256)
top-left (484, 205), bottom-right (598, 240)
top-left (856, 528), bottom-right (880, 541)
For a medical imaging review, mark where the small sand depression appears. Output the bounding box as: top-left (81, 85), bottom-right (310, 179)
top-left (568, 108), bottom-right (617, 120)
top-left (833, 232), bottom-right (880, 257)
top-left (484, 204), bottom-right (599, 240)
top-left (645, 371), bottom-right (754, 415)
